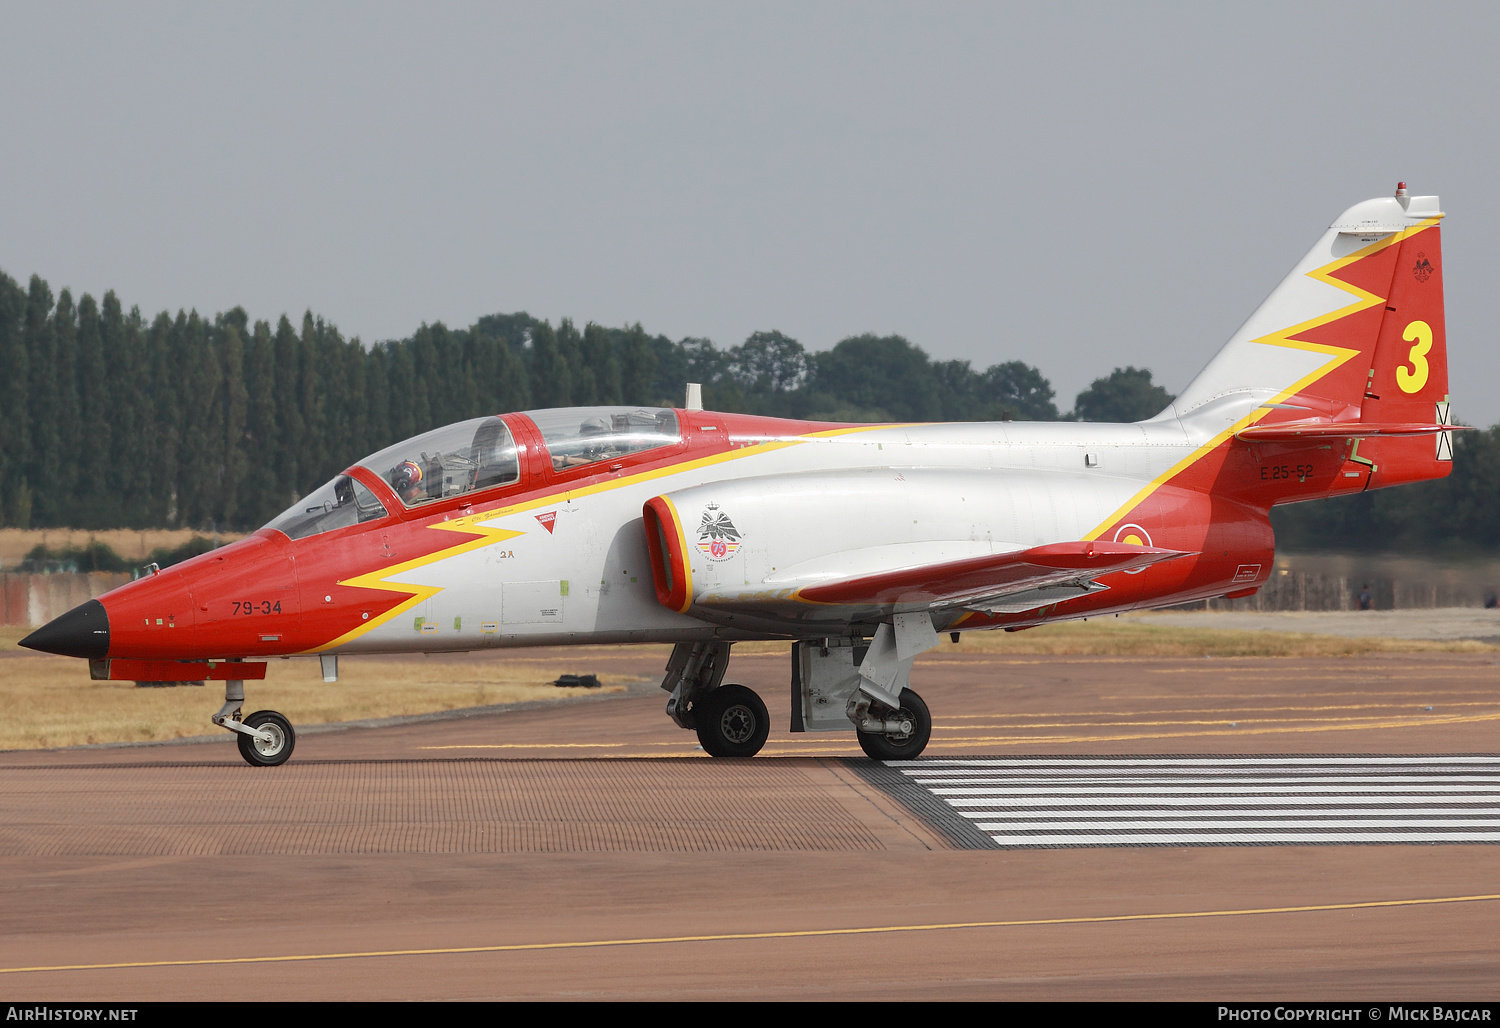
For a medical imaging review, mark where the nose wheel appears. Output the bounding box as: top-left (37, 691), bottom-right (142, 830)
top-left (236, 710), bottom-right (296, 767)
top-left (212, 672), bottom-right (296, 767)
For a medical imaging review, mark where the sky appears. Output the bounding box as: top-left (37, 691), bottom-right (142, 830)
top-left (3, 2), bottom-right (1498, 420)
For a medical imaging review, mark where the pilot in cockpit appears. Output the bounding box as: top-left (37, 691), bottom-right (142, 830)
top-left (554, 417), bottom-right (611, 470)
top-left (390, 459), bottom-right (427, 504)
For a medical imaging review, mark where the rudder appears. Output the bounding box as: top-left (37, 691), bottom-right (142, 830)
top-left (1356, 196), bottom-right (1453, 482)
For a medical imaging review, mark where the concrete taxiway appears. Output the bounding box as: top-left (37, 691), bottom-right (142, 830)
top-left (1, 646), bottom-right (1499, 1000)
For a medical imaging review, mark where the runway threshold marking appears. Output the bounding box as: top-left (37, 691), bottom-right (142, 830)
top-left (915, 710), bottom-right (1500, 748)
top-left (1102, 689), bottom-right (1500, 701)
top-left (943, 699), bottom-right (1500, 718)
top-left (939, 713), bottom-right (1493, 730)
top-left (875, 755), bottom-right (1500, 848)
top-left (4, 892), bottom-right (1498, 976)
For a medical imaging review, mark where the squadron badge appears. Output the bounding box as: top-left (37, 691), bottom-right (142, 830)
top-left (696, 504), bottom-right (742, 561)
top-left (1413, 252), bottom-right (1434, 282)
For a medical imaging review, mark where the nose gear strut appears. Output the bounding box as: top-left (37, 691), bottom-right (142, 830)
top-left (211, 659), bottom-right (296, 767)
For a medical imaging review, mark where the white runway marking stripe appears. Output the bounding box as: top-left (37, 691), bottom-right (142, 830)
top-left (931, 784), bottom-right (1498, 795)
top-left (890, 755), bottom-right (1500, 848)
top-left (976, 832), bottom-right (1500, 846)
top-left (898, 756), bottom-right (1500, 768)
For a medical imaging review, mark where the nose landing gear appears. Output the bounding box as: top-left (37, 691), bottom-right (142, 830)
top-left (212, 669), bottom-right (296, 767)
top-left (236, 710), bottom-right (296, 766)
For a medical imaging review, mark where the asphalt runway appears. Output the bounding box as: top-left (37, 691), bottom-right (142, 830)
top-left (2, 647), bottom-right (1500, 1000)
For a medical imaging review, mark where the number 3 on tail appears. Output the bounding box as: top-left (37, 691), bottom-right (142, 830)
top-left (1397, 320), bottom-right (1432, 394)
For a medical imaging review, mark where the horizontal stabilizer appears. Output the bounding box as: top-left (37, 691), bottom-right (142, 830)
top-left (1236, 421), bottom-right (1470, 442)
top-left (798, 540), bottom-right (1193, 610)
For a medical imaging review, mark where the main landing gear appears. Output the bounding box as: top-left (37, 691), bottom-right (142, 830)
top-left (211, 665), bottom-right (296, 767)
top-left (660, 632), bottom-right (935, 760)
top-left (695, 684), bottom-right (771, 757)
top-left (853, 688), bottom-right (932, 761)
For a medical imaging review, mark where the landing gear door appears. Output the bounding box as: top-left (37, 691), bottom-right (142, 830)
top-left (792, 639), bottom-right (862, 733)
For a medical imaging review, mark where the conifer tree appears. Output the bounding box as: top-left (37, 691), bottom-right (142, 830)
top-left (271, 315), bottom-right (303, 505)
top-left (582, 322), bottom-right (621, 405)
top-left (242, 320), bottom-right (280, 526)
top-left (384, 339), bottom-right (417, 444)
top-left (364, 344), bottom-right (391, 456)
top-left (619, 323), bottom-right (657, 405)
top-left (528, 320), bottom-right (569, 407)
top-left (23, 276), bottom-right (58, 525)
top-left (335, 333), bottom-right (368, 474)
top-left (493, 331), bottom-right (530, 413)
top-left (465, 328), bottom-right (497, 417)
top-left (297, 313), bottom-right (325, 495)
top-left (73, 294), bottom-right (111, 527)
top-left (50, 288), bottom-right (80, 521)
top-left (558, 319), bottom-right (589, 404)
top-left (0, 274), bottom-right (32, 525)
top-left (143, 311), bottom-right (179, 527)
top-left (173, 311), bottom-right (223, 528)
top-left (218, 317), bottom-right (249, 526)
top-left (104, 297), bottom-right (152, 527)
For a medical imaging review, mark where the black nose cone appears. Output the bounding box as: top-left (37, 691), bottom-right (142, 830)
top-left (20, 599), bottom-right (110, 659)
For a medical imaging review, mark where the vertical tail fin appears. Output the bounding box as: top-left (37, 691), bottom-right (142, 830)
top-left (1172, 186), bottom-right (1449, 483)
top-left (1355, 192), bottom-right (1453, 479)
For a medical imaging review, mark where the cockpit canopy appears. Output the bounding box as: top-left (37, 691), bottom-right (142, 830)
top-left (269, 474), bottom-right (389, 541)
top-left (267, 408), bottom-right (682, 539)
top-left (527, 407), bottom-right (679, 472)
top-left (359, 415), bottom-right (522, 508)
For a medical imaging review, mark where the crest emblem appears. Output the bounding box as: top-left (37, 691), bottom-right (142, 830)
top-left (696, 504), bottom-right (742, 561)
top-left (1413, 252), bottom-right (1433, 283)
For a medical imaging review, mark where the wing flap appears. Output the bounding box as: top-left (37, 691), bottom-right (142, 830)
top-left (796, 540), bottom-right (1193, 610)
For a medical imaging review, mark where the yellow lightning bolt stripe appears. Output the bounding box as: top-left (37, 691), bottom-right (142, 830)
top-left (309, 518), bottom-right (527, 653)
top-left (660, 495), bottom-right (695, 613)
top-left (310, 422), bottom-right (900, 651)
top-left (1081, 217), bottom-right (1441, 541)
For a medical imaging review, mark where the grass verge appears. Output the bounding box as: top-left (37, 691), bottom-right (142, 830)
top-left (0, 644), bottom-right (637, 752)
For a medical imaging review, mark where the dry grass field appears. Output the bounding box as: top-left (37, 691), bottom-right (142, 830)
top-left (0, 627), bottom-right (637, 751)
top-left (3, 615), bottom-right (1492, 751)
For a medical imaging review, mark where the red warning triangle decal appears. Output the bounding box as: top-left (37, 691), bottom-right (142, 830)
top-left (535, 511), bottom-right (557, 534)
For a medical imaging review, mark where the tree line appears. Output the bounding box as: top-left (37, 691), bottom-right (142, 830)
top-left (0, 268), bottom-right (1171, 533)
top-left (0, 266), bottom-right (1484, 551)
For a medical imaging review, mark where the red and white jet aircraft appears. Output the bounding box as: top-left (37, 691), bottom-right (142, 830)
top-left (24, 185), bottom-right (1459, 766)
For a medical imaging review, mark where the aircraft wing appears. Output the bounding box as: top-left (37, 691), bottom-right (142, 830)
top-left (795, 540), bottom-right (1193, 614)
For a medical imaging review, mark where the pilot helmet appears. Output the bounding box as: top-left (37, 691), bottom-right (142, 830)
top-left (393, 460), bottom-right (424, 494)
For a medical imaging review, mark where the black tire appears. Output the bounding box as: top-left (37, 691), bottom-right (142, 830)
top-left (695, 684), bottom-right (770, 758)
top-left (857, 688), bottom-right (932, 761)
top-left (236, 710), bottom-right (296, 767)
